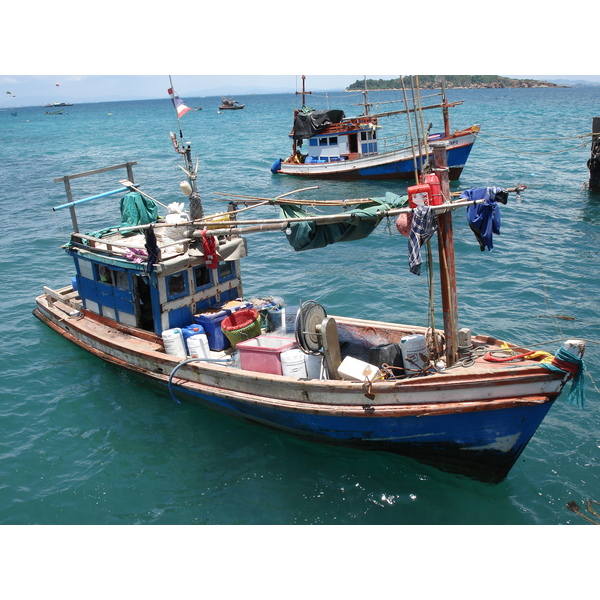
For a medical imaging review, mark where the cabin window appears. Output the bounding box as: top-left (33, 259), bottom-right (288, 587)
top-left (97, 264), bottom-right (113, 285)
top-left (309, 138), bottom-right (318, 146)
top-left (166, 271), bottom-right (189, 300)
top-left (361, 142), bottom-right (377, 155)
top-left (360, 131), bottom-right (368, 141)
top-left (218, 261), bottom-right (234, 282)
top-left (114, 270), bottom-right (129, 291)
top-left (95, 265), bottom-right (130, 290)
top-left (194, 265), bottom-right (211, 289)
top-left (329, 137), bottom-right (338, 145)
top-left (319, 138), bottom-right (328, 146)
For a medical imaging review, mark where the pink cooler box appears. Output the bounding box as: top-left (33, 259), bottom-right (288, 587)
top-left (236, 335), bottom-right (297, 375)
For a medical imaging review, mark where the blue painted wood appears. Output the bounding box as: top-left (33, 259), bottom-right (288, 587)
top-left (168, 383), bottom-right (554, 482)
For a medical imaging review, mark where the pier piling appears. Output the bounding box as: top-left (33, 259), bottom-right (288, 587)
top-left (588, 117), bottom-right (600, 192)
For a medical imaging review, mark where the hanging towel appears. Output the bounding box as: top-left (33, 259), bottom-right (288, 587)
top-left (460, 187), bottom-right (508, 251)
top-left (408, 205), bottom-right (438, 275)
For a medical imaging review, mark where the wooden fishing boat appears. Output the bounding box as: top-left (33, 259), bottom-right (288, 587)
top-left (219, 97), bottom-right (244, 110)
top-left (271, 76), bottom-right (479, 181)
top-left (33, 92), bottom-right (586, 483)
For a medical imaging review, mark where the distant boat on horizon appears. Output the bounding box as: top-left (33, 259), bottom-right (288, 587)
top-left (218, 97), bottom-right (244, 110)
top-left (44, 102), bottom-right (75, 108)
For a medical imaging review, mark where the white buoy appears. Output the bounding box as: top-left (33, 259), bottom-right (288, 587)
top-left (562, 340), bottom-right (586, 359)
top-left (180, 181), bottom-right (193, 196)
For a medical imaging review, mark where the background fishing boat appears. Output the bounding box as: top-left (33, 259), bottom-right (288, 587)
top-left (44, 102), bottom-right (74, 108)
top-left (271, 76), bottom-right (479, 180)
top-left (219, 97), bottom-right (244, 110)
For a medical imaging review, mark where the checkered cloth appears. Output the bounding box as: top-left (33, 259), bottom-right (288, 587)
top-left (408, 206), bottom-right (438, 275)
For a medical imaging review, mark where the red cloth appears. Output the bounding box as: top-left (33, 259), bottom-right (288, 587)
top-left (201, 230), bottom-right (219, 269)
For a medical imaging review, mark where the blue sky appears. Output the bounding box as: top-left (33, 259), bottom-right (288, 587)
top-left (0, 75), bottom-right (384, 107)
top-left (3, 74), bottom-right (599, 109)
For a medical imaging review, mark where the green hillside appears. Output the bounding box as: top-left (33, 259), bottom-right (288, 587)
top-left (346, 76), bottom-right (565, 90)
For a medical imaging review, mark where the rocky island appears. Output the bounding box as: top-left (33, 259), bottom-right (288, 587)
top-left (347, 75), bottom-right (568, 90)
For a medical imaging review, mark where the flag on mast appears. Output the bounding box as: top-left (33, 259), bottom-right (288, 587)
top-left (168, 86), bottom-right (192, 118)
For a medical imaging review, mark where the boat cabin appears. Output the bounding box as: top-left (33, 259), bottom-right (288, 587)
top-left (56, 162), bottom-right (246, 337)
top-left (69, 237), bottom-right (244, 336)
top-left (294, 115), bottom-right (380, 164)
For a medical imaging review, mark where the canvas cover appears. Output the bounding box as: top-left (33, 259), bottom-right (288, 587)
top-left (292, 109), bottom-right (345, 140)
top-left (119, 191), bottom-right (159, 234)
top-left (280, 193), bottom-right (406, 251)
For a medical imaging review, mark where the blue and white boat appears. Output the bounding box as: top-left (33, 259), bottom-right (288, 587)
top-left (271, 76), bottom-right (479, 181)
top-left (33, 89), bottom-right (586, 483)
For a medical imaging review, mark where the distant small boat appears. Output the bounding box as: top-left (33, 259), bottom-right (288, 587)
top-left (45, 109), bottom-right (65, 115)
top-left (219, 97), bottom-right (244, 110)
top-left (44, 102), bottom-right (74, 108)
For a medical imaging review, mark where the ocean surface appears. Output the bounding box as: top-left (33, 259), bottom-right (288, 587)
top-left (2, 85), bottom-right (600, 535)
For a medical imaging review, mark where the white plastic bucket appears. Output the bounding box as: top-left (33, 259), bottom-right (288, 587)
top-left (400, 334), bottom-right (428, 374)
top-left (162, 328), bottom-right (186, 358)
top-left (305, 353), bottom-right (325, 379)
top-left (187, 333), bottom-right (210, 359)
top-left (281, 349), bottom-right (308, 378)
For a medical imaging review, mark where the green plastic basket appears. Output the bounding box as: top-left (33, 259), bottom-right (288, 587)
top-left (221, 308), bottom-right (261, 348)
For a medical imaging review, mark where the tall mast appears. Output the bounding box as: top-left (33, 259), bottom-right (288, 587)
top-left (431, 141), bottom-right (459, 366)
top-left (441, 76), bottom-right (451, 138)
top-left (292, 75), bottom-right (313, 157)
top-left (296, 75), bottom-right (312, 108)
top-left (168, 76), bottom-right (204, 219)
top-left (362, 76), bottom-right (370, 116)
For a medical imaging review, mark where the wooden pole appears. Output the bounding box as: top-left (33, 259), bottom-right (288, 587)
top-left (431, 141), bottom-right (459, 366)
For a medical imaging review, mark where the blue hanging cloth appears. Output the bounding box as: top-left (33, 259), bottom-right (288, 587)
top-left (460, 187), bottom-right (508, 251)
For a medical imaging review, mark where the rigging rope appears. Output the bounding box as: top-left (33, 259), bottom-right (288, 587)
top-left (473, 130), bottom-right (592, 155)
top-left (477, 129), bottom-right (594, 141)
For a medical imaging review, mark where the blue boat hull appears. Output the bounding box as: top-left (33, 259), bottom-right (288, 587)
top-left (354, 144), bottom-right (473, 180)
top-left (170, 382), bottom-right (555, 482)
top-left (276, 142), bottom-right (475, 181)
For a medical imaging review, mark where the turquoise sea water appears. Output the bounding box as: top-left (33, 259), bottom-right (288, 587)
top-left (2, 86), bottom-right (600, 535)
